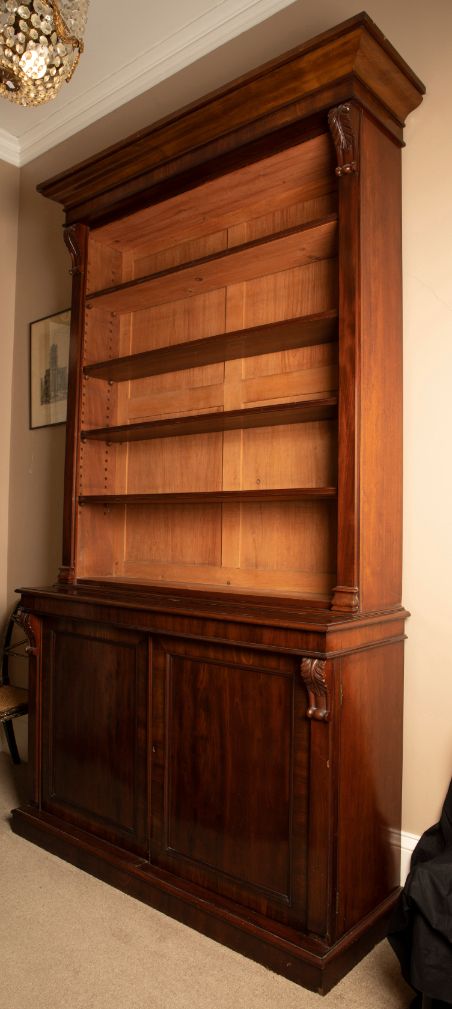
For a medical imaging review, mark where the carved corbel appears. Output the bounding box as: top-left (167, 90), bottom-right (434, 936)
top-left (64, 224), bottom-right (84, 276)
top-left (300, 658), bottom-right (330, 722)
top-left (328, 103), bottom-right (359, 177)
top-left (13, 606), bottom-right (38, 657)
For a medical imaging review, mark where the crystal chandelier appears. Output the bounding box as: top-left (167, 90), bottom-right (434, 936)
top-left (0, 1), bottom-right (89, 106)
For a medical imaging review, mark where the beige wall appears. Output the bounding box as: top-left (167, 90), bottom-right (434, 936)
top-left (0, 160), bottom-right (19, 615)
top-left (0, 160), bottom-right (19, 751)
top-left (8, 167), bottom-right (69, 603)
top-left (5, 0), bottom-right (451, 833)
top-left (5, 164), bottom-right (69, 756)
top-left (5, 150), bottom-right (75, 611)
top-left (400, 3), bottom-right (452, 833)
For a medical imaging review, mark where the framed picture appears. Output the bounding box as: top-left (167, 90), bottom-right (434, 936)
top-left (30, 309), bottom-right (71, 429)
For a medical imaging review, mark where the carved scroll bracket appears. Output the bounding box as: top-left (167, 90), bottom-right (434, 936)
top-left (64, 224), bottom-right (84, 276)
top-left (14, 606), bottom-right (38, 657)
top-left (328, 103), bottom-right (359, 177)
top-left (300, 658), bottom-right (330, 722)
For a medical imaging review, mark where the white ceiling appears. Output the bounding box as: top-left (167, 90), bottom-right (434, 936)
top-left (0, 0), bottom-right (295, 166)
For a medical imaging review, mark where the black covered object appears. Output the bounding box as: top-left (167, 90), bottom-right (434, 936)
top-left (389, 780), bottom-right (452, 1004)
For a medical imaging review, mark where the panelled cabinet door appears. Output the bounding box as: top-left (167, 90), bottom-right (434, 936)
top-left (150, 635), bottom-right (320, 930)
top-left (41, 617), bottom-right (150, 856)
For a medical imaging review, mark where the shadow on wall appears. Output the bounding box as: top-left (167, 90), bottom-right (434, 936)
top-left (0, 750), bottom-right (28, 816)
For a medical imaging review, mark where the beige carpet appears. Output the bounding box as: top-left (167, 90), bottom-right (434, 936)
top-left (1, 752), bottom-right (413, 1008)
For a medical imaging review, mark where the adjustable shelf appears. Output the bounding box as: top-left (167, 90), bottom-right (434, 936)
top-left (79, 488), bottom-right (337, 506)
top-left (85, 215), bottom-right (337, 315)
top-left (81, 397), bottom-right (338, 444)
top-left (83, 310), bottom-right (338, 384)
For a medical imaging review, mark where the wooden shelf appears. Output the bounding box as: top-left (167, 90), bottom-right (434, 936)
top-left (81, 397), bottom-right (338, 444)
top-left (79, 488), bottom-right (337, 506)
top-left (85, 215), bottom-right (337, 314)
top-left (84, 310), bottom-right (338, 383)
top-left (77, 575), bottom-right (334, 607)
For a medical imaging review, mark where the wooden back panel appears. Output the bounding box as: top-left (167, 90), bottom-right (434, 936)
top-left (77, 139), bottom-right (338, 601)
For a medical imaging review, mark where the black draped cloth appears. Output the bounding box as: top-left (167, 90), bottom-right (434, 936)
top-left (388, 780), bottom-right (452, 1004)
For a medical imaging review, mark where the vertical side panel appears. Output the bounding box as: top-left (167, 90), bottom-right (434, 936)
top-left (336, 641), bottom-right (404, 934)
top-left (359, 115), bottom-right (403, 611)
top-left (332, 105), bottom-right (403, 614)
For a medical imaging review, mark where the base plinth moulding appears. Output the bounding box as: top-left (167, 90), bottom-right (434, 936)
top-left (11, 804), bottom-right (400, 996)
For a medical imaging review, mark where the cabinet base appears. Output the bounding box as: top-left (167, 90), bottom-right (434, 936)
top-left (11, 804), bottom-right (399, 995)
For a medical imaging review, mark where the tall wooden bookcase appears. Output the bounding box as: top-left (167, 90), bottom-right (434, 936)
top-left (12, 13), bottom-right (424, 994)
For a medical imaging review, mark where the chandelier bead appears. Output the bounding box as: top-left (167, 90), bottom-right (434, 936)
top-left (0, 0), bottom-right (89, 106)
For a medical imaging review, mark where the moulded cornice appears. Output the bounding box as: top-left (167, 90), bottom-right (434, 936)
top-left (36, 11), bottom-right (425, 228)
top-left (0, 128), bottom-right (21, 167)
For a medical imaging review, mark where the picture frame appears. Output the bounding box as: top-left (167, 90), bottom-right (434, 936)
top-left (30, 309), bottom-right (71, 429)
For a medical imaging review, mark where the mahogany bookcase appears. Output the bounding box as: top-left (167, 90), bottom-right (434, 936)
top-left (12, 12), bottom-right (424, 994)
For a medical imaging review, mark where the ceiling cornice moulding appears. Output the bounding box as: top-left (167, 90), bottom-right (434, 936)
top-left (0, 0), bottom-right (294, 168)
top-left (0, 128), bottom-right (21, 167)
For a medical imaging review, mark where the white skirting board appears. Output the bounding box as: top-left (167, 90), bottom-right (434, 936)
top-left (400, 831), bottom-right (420, 883)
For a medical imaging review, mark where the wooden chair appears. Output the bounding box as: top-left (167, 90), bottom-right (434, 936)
top-left (0, 603), bottom-right (29, 764)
